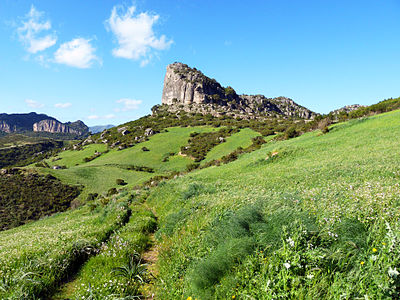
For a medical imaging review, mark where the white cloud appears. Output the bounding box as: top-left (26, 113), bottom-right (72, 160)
top-left (54, 102), bottom-right (72, 108)
top-left (17, 5), bottom-right (57, 53)
top-left (106, 4), bottom-right (173, 65)
top-left (25, 99), bottom-right (44, 108)
top-left (116, 98), bottom-right (142, 111)
top-left (54, 38), bottom-right (99, 68)
top-left (87, 114), bottom-right (115, 120)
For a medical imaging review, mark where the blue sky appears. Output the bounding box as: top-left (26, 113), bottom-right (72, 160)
top-left (0, 0), bottom-right (399, 126)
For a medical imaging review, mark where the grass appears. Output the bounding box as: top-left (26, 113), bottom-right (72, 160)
top-left (39, 126), bottom-right (219, 201)
top-left (202, 128), bottom-right (260, 164)
top-left (0, 197), bottom-right (130, 299)
top-left (45, 143), bottom-right (108, 168)
top-left (146, 109), bottom-right (400, 299)
top-left (4, 110), bottom-right (400, 299)
top-left (53, 205), bottom-right (157, 299)
top-left (43, 165), bottom-right (156, 201)
top-left (84, 126), bottom-right (219, 172)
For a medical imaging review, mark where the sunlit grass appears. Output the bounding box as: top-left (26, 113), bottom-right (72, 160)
top-left (148, 110), bottom-right (400, 299)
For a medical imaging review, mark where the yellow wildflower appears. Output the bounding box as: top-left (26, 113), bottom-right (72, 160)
top-left (187, 297), bottom-right (192, 300)
top-left (360, 261), bottom-right (365, 265)
top-left (232, 296), bottom-right (236, 299)
top-left (372, 248), bottom-right (377, 252)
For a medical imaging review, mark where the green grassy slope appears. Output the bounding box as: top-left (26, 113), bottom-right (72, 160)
top-left (83, 127), bottom-right (217, 172)
top-left (202, 128), bottom-right (260, 164)
top-left (147, 110), bottom-right (400, 299)
top-left (46, 143), bottom-right (108, 168)
top-left (0, 198), bottom-right (130, 299)
top-left (40, 127), bottom-right (218, 200)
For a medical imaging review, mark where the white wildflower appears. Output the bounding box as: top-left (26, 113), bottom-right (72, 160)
top-left (283, 262), bottom-right (291, 269)
top-left (388, 267), bottom-right (399, 277)
top-left (286, 237), bottom-right (295, 247)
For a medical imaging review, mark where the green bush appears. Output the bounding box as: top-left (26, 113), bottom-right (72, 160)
top-left (116, 179), bottom-right (127, 186)
top-left (107, 187), bottom-right (118, 196)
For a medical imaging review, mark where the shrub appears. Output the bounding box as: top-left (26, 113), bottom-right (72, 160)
top-left (0, 169), bottom-right (80, 231)
top-left (86, 193), bottom-right (99, 201)
top-left (116, 179), bottom-right (127, 186)
top-left (186, 163), bottom-right (200, 172)
top-left (107, 188), bottom-right (118, 196)
top-left (284, 126), bottom-right (299, 139)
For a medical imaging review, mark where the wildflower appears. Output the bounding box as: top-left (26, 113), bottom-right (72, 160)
top-left (187, 297), bottom-right (192, 300)
top-left (371, 255), bottom-right (378, 261)
top-left (372, 248), bottom-right (377, 252)
top-left (232, 296), bottom-right (236, 299)
top-left (306, 274), bottom-right (314, 279)
top-left (360, 261), bottom-right (365, 265)
top-left (283, 262), bottom-right (291, 269)
top-left (388, 267), bottom-right (399, 277)
top-left (286, 237), bottom-right (295, 247)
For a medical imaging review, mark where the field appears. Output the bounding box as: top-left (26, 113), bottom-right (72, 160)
top-left (0, 196), bottom-right (130, 299)
top-left (2, 110), bottom-right (400, 299)
top-left (40, 126), bottom-right (218, 200)
top-left (202, 128), bottom-right (260, 164)
top-left (147, 110), bottom-right (400, 299)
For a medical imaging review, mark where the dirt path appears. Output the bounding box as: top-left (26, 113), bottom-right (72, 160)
top-left (50, 274), bottom-right (79, 300)
top-left (142, 234), bottom-right (160, 300)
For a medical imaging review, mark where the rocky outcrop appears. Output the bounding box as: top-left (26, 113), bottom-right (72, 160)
top-left (0, 121), bottom-right (12, 133)
top-left (0, 112), bottom-right (88, 136)
top-left (330, 104), bottom-right (366, 115)
top-left (160, 62), bottom-right (317, 119)
top-left (33, 119), bottom-right (84, 135)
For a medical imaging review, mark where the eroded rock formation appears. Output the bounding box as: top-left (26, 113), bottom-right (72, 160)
top-left (160, 62), bottom-right (317, 119)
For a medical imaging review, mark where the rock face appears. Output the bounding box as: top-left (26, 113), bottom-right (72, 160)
top-left (33, 119), bottom-right (84, 135)
top-left (0, 112), bottom-right (88, 136)
top-left (0, 121), bottom-right (12, 133)
top-left (160, 62), bottom-right (317, 119)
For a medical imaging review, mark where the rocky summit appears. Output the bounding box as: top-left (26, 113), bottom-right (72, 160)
top-left (158, 62), bottom-right (317, 119)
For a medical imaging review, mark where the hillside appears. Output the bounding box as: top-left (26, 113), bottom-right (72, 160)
top-left (0, 112), bottom-right (89, 137)
top-left (1, 107), bottom-right (400, 299)
top-left (147, 110), bottom-right (400, 299)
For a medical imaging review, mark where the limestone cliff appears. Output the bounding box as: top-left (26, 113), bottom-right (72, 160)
top-left (160, 62), bottom-right (317, 119)
top-left (0, 112), bottom-right (88, 136)
top-left (33, 119), bottom-right (85, 135)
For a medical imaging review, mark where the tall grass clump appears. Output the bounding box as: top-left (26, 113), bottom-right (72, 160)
top-left (187, 206), bottom-right (319, 298)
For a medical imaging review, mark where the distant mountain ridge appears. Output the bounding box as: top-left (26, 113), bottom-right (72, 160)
top-left (0, 112), bottom-right (89, 136)
top-left (89, 124), bottom-right (115, 134)
top-left (157, 62), bottom-right (317, 119)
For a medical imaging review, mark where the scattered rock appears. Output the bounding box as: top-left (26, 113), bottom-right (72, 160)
top-left (144, 128), bottom-right (154, 136)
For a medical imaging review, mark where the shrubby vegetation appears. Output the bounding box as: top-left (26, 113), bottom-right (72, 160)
top-left (181, 127), bottom-right (239, 162)
top-left (0, 169), bottom-right (80, 231)
top-left (0, 140), bottom-right (63, 168)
